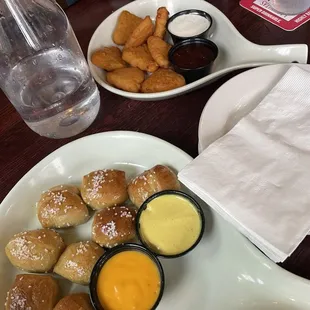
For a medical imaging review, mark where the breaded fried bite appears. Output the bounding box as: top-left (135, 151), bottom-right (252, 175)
top-left (91, 46), bottom-right (126, 71)
top-left (107, 67), bottom-right (145, 93)
top-left (113, 10), bottom-right (142, 45)
top-left (125, 16), bottom-right (154, 48)
top-left (154, 7), bottom-right (169, 39)
top-left (147, 36), bottom-right (171, 68)
top-left (141, 69), bottom-right (185, 93)
top-left (122, 44), bottom-right (158, 73)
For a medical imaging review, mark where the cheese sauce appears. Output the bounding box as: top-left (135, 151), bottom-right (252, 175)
top-left (97, 250), bottom-right (161, 310)
top-left (139, 194), bottom-right (202, 255)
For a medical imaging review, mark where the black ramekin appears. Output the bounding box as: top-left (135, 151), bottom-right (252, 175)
top-left (136, 190), bottom-right (205, 259)
top-left (167, 9), bottom-right (213, 44)
top-left (90, 243), bottom-right (165, 310)
top-left (168, 38), bottom-right (219, 84)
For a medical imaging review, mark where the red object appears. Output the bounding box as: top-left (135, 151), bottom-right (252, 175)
top-left (240, 0), bottom-right (310, 31)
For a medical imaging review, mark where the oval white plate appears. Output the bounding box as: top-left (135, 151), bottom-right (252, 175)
top-left (1, 131), bottom-right (310, 309)
top-left (198, 63), bottom-right (310, 152)
top-left (87, 0), bottom-right (307, 101)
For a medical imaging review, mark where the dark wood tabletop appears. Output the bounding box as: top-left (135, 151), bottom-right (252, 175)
top-left (1, 0), bottom-right (310, 280)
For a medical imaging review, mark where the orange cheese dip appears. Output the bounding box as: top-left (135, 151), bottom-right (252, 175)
top-left (97, 250), bottom-right (161, 310)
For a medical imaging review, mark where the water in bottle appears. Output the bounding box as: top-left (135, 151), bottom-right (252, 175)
top-left (0, 0), bottom-right (100, 138)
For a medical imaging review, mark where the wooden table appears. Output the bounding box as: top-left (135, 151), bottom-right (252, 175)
top-left (1, 0), bottom-right (310, 279)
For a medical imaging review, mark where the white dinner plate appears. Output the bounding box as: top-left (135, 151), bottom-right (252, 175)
top-left (198, 63), bottom-right (310, 153)
top-left (87, 0), bottom-right (307, 101)
top-left (1, 131), bottom-right (310, 309)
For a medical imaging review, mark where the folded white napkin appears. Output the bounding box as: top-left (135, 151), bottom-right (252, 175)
top-left (179, 66), bottom-right (310, 262)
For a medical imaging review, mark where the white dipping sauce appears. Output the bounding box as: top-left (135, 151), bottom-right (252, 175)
top-left (168, 14), bottom-right (211, 38)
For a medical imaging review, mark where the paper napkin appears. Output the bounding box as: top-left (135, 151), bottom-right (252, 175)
top-left (179, 66), bottom-right (310, 262)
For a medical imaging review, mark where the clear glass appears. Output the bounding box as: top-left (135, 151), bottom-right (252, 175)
top-left (270, 0), bottom-right (310, 15)
top-left (0, 0), bottom-right (100, 138)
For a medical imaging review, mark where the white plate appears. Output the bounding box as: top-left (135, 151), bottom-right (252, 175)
top-left (198, 63), bottom-right (310, 153)
top-left (87, 0), bottom-right (307, 101)
top-left (1, 131), bottom-right (310, 309)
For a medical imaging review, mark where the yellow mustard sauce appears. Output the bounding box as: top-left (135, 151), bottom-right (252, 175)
top-left (140, 194), bottom-right (202, 255)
